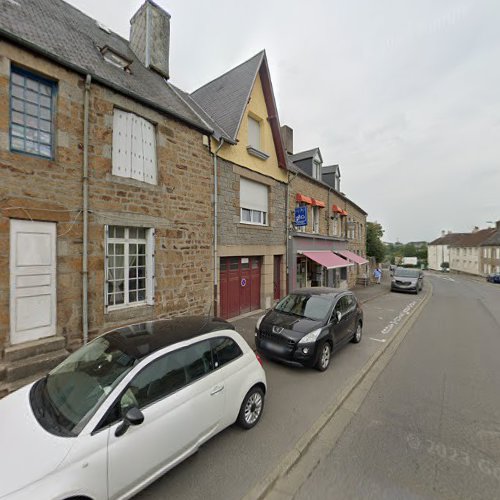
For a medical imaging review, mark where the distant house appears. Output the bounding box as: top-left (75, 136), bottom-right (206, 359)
top-left (428, 232), bottom-right (467, 271)
top-left (448, 229), bottom-right (496, 276)
top-left (480, 221), bottom-right (500, 275)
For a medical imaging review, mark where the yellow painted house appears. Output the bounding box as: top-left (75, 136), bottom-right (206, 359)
top-left (186, 51), bottom-right (289, 319)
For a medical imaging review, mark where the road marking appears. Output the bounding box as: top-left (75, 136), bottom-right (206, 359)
top-left (406, 433), bottom-right (500, 481)
top-left (369, 337), bottom-right (386, 343)
top-left (380, 301), bottom-right (418, 335)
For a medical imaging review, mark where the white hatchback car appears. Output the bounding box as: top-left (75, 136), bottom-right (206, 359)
top-left (0, 317), bottom-right (266, 500)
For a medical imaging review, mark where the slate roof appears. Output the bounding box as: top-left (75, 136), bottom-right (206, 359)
top-left (446, 229), bottom-right (496, 247)
top-left (480, 230), bottom-right (500, 246)
top-left (0, 0), bottom-right (211, 133)
top-left (323, 165), bottom-right (340, 176)
top-left (191, 51), bottom-right (265, 142)
top-left (290, 148), bottom-right (321, 163)
top-left (428, 233), bottom-right (468, 246)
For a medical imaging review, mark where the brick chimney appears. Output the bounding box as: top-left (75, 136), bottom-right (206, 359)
top-left (441, 230), bottom-right (446, 236)
top-left (130, 0), bottom-right (171, 79)
top-left (280, 125), bottom-right (294, 154)
top-left (472, 226), bottom-right (479, 233)
top-left (496, 220), bottom-right (500, 231)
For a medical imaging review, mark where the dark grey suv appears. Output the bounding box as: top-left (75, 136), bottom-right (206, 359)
top-left (254, 288), bottom-right (363, 371)
top-left (391, 267), bottom-right (424, 294)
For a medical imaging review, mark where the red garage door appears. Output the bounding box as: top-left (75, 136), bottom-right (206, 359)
top-left (220, 256), bottom-right (261, 319)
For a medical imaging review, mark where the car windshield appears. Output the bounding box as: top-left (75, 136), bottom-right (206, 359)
top-left (394, 268), bottom-right (420, 278)
top-left (275, 293), bottom-right (333, 321)
top-left (39, 336), bottom-right (137, 435)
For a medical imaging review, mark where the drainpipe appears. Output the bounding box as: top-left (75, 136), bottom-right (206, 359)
top-left (286, 169), bottom-right (298, 294)
top-left (82, 74), bottom-right (91, 344)
top-left (213, 139), bottom-right (224, 316)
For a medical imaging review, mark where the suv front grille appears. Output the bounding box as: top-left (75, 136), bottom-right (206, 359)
top-left (260, 329), bottom-right (295, 347)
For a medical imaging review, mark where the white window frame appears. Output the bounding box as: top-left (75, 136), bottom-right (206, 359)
top-left (312, 206), bottom-right (320, 233)
top-left (248, 116), bottom-right (261, 150)
top-left (112, 109), bottom-right (157, 185)
top-left (105, 226), bottom-right (155, 311)
top-left (240, 177), bottom-right (268, 226)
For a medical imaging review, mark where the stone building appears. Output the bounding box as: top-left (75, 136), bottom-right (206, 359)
top-left (0, 0), bottom-right (214, 394)
top-left (184, 51), bottom-right (288, 319)
top-left (480, 221), bottom-right (500, 275)
top-left (448, 228), bottom-right (496, 276)
top-left (283, 128), bottom-right (368, 291)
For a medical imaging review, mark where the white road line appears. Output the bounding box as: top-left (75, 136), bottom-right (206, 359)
top-left (369, 338), bottom-right (387, 343)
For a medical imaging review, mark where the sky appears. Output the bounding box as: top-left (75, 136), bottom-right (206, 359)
top-left (66, 0), bottom-right (500, 243)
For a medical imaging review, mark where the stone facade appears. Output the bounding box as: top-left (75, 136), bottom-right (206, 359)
top-left (288, 172), bottom-right (367, 290)
top-left (0, 42), bottom-right (213, 375)
top-left (217, 158), bottom-right (287, 312)
top-left (218, 159), bottom-right (286, 247)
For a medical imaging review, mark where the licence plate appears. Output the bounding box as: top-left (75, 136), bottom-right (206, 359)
top-left (262, 340), bottom-right (286, 354)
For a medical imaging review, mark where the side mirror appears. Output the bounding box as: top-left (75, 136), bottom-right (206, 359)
top-left (115, 407), bottom-right (144, 437)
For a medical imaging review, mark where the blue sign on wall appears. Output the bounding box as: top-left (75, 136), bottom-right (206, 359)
top-left (294, 206), bottom-right (308, 227)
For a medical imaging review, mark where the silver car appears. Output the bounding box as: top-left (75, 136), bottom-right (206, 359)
top-left (391, 267), bottom-right (423, 294)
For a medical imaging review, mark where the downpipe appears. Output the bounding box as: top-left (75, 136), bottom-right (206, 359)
top-left (82, 74), bottom-right (91, 344)
top-left (213, 139), bottom-right (224, 316)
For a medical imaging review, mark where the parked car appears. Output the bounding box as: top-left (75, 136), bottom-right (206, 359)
top-left (255, 288), bottom-right (363, 371)
top-left (0, 316), bottom-right (266, 500)
top-left (391, 267), bottom-right (424, 294)
top-left (486, 273), bottom-right (500, 283)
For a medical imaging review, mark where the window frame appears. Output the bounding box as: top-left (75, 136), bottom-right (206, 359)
top-left (112, 108), bottom-right (158, 185)
top-left (104, 225), bottom-right (155, 311)
top-left (247, 115), bottom-right (261, 150)
top-left (239, 177), bottom-right (269, 227)
top-left (312, 205), bottom-right (320, 233)
top-left (9, 66), bottom-right (57, 160)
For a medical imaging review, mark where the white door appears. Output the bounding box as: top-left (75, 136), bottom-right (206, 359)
top-left (10, 220), bottom-right (57, 345)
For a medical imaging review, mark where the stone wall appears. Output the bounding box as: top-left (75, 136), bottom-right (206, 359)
top-left (217, 158), bottom-right (286, 247)
top-left (0, 42), bottom-right (213, 354)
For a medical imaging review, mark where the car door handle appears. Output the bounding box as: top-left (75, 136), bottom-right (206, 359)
top-left (210, 385), bottom-right (224, 396)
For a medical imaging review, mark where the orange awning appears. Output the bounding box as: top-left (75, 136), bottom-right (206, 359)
top-left (312, 199), bottom-right (325, 208)
top-left (341, 209), bottom-right (348, 216)
top-left (332, 204), bottom-right (343, 213)
top-left (296, 193), bottom-right (313, 204)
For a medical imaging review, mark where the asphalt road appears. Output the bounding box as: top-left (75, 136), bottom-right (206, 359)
top-left (295, 273), bottom-right (500, 500)
top-left (135, 284), bottom-right (424, 500)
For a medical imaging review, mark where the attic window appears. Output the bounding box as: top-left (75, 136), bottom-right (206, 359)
top-left (100, 46), bottom-right (132, 71)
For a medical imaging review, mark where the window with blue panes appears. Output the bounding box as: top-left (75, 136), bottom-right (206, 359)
top-left (10, 67), bottom-right (56, 159)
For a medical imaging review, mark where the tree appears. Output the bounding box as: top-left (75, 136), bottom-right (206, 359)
top-left (366, 222), bottom-right (385, 263)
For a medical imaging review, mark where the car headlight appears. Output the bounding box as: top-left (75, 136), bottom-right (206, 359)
top-left (298, 328), bottom-right (322, 344)
top-left (255, 314), bottom-right (266, 331)
top-left (391, 278), bottom-right (396, 283)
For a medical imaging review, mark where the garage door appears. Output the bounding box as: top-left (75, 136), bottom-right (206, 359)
top-left (219, 256), bottom-right (261, 319)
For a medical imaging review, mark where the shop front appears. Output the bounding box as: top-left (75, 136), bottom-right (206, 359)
top-left (288, 234), bottom-right (352, 291)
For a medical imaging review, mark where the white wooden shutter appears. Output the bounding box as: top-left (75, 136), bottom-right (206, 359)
top-left (112, 110), bottom-right (132, 177)
top-left (142, 119), bottom-right (157, 185)
top-left (240, 177), bottom-right (268, 212)
top-left (104, 225), bottom-right (109, 309)
top-left (146, 228), bottom-right (155, 305)
top-left (131, 115), bottom-right (144, 182)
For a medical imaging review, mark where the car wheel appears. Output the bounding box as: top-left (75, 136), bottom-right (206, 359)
top-left (237, 386), bottom-right (265, 430)
top-left (351, 322), bottom-right (362, 343)
top-left (315, 341), bottom-right (331, 371)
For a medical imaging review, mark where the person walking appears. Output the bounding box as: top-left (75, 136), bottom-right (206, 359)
top-left (373, 266), bottom-right (382, 284)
